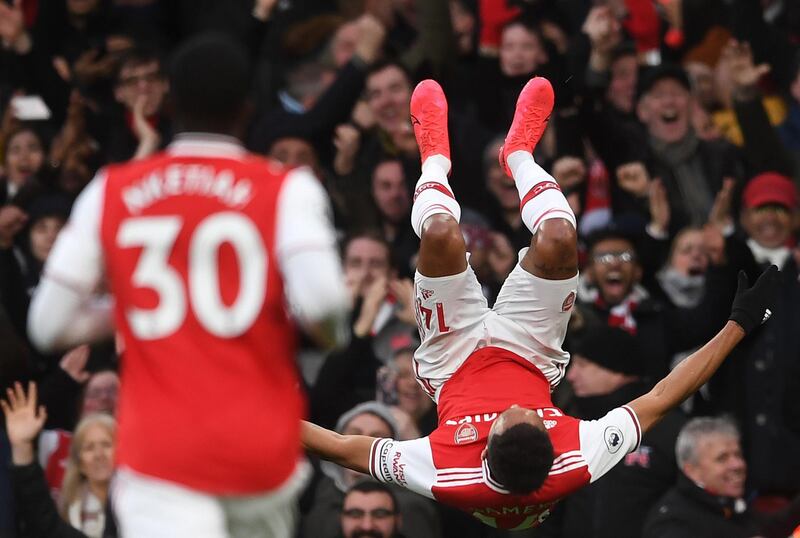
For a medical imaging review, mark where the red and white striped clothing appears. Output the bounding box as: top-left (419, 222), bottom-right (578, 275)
top-left (369, 348), bottom-right (641, 530)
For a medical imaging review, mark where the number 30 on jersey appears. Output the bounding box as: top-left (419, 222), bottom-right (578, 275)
top-left (117, 212), bottom-right (266, 340)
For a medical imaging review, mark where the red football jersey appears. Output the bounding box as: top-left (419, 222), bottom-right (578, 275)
top-left (369, 347), bottom-right (641, 530)
top-left (94, 140), bottom-right (303, 493)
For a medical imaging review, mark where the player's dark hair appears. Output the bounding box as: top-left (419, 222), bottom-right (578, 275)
top-left (346, 480), bottom-right (398, 512)
top-left (488, 423), bottom-right (554, 495)
top-left (169, 33), bottom-right (251, 135)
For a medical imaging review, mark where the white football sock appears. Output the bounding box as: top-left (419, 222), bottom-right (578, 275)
top-left (507, 150), bottom-right (575, 234)
top-left (410, 155), bottom-right (461, 238)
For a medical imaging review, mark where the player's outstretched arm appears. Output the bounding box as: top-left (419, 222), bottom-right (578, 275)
top-left (301, 420), bottom-right (375, 474)
top-left (628, 266), bottom-right (779, 432)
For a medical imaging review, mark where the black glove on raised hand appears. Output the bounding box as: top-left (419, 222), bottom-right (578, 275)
top-left (729, 265), bottom-right (780, 335)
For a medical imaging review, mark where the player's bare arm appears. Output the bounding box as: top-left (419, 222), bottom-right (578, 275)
top-left (301, 420), bottom-right (375, 475)
top-left (628, 266), bottom-right (780, 432)
top-left (628, 321), bottom-right (744, 432)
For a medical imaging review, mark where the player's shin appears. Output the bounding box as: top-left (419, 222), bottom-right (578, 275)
top-left (507, 151), bottom-right (575, 235)
top-left (411, 155), bottom-right (462, 238)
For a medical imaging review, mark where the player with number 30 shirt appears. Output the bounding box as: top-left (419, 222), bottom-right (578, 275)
top-left (28, 36), bottom-right (349, 538)
top-left (99, 142), bottom-right (321, 492)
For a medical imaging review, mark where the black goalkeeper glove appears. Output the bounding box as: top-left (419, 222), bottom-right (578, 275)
top-left (729, 265), bottom-right (780, 335)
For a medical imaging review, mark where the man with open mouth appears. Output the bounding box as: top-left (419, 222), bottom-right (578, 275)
top-left (630, 64), bottom-right (744, 231)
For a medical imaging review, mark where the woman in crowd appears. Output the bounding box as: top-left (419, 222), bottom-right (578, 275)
top-left (58, 412), bottom-right (115, 538)
top-left (3, 382), bottom-right (115, 538)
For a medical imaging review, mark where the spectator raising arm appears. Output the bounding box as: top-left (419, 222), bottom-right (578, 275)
top-left (2, 382), bottom-right (87, 538)
top-left (2, 381), bottom-right (46, 466)
top-left (629, 266), bottom-right (779, 432)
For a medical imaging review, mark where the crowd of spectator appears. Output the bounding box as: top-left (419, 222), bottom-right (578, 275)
top-left (1, 0), bottom-right (800, 536)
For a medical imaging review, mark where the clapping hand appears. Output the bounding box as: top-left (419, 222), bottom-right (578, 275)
top-left (488, 232), bottom-right (516, 280)
top-left (333, 124), bottom-right (361, 176)
top-left (648, 179), bottom-right (670, 236)
top-left (72, 48), bottom-right (118, 86)
top-left (582, 6), bottom-right (621, 56)
top-left (551, 156), bottom-right (586, 191)
top-left (252, 0), bottom-right (278, 21)
top-left (708, 178), bottom-right (735, 232)
top-left (353, 276), bottom-right (389, 337)
top-left (354, 14), bottom-right (386, 65)
top-left (720, 39), bottom-right (770, 100)
top-left (617, 162), bottom-right (651, 197)
top-left (0, 205), bottom-right (28, 248)
top-left (390, 278), bottom-right (416, 327)
top-left (132, 95), bottom-right (161, 159)
top-left (60, 345), bottom-right (91, 383)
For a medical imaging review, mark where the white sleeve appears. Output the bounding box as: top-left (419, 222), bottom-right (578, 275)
top-left (275, 168), bottom-right (349, 340)
top-left (27, 173), bottom-right (113, 351)
top-left (579, 405), bottom-right (642, 483)
top-left (368, 437), bottom-right (436, 500)
top-left (42, 172), bottom-right (106, 290)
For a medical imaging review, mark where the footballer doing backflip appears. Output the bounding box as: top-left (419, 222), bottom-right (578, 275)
top-left (302, 77), bottom-right (779, 530)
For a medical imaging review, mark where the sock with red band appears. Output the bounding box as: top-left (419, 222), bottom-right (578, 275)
top-left (411, 155), bottom-right (462, 238)
top-left (507, 151), bottom-right (575, 234)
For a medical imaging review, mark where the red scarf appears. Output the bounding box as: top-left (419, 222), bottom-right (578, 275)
top-left (596, 294), bottom-right (639, 335)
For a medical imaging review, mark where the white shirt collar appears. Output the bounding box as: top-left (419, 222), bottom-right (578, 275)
top-left (167, 133), bottom-right (246, 158)
top-left (746, 238), bottom-right (791, 269)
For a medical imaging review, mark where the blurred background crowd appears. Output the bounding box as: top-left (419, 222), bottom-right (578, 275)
top-left (1, 0), bottom-right (799, 537)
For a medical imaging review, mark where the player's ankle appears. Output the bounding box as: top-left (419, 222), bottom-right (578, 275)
top-left (422, 155), bottom-right (451, 176)
top-left (420, 155), bottom-right (452, 184)
top-left (506, 151), bottom-right (533, 180)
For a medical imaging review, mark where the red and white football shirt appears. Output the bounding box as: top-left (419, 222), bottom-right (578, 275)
top-left (41, 135), bottom-right (344, 494)
top-left (368, 347), bottom-right (641, 530)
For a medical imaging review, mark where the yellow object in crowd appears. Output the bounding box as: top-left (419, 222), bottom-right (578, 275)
top-left (713, 96), bottom-right (788, 147)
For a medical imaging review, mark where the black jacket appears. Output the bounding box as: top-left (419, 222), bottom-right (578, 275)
top-left (11, 462), bottom-right (117, 538)
top-left (309, 331), bottom-right (381, 431)
top-left (643, 473), bottom-right (800, 538)
top-left (538, 382), bottom-right (686, 538)
top-left (716, 258), bottom-right (800, 496)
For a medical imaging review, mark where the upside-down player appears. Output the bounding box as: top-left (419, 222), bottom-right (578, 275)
top-left (301, 77), bottom-right (779, 531)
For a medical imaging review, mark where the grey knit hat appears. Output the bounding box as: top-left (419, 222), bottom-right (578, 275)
top-left (335, 401), bottom-right (399, 438)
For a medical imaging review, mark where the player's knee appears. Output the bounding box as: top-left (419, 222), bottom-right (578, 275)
top-left (422, 215), bottom-right (464, 254)
top-left (527, 218), bottom-right (578, 277)
top-left (535, 218), bottom-right (577, 256)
